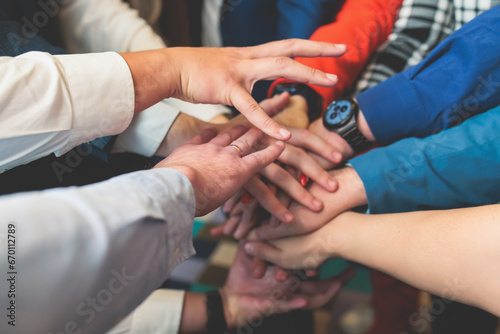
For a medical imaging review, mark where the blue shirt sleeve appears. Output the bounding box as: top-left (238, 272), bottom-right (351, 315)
top-left (355, 5), bottom-right (500, 144)
top-left (350, 106), bottom-right (500, 214)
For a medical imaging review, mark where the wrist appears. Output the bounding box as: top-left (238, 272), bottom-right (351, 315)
top-left (353, 98), bottom-right (375, 142)
top-left (219, 286), bottom-right (235, 329)
top-left (322, 211), bottom-right (357, 259)
top-left (331, 166), bottom-right (367, 208)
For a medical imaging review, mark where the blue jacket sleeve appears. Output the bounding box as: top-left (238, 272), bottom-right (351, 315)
top-left (355, 5), bottom-right (500, 144)
top-left (349, 106), bottom-right (500, 214)
top-left (276, 0), bottom-right (339, 39)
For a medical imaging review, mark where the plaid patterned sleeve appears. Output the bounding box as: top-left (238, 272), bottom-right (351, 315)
top-left (354, 0), bottom-right (455, 94)
top-left (453, 0), bottom-right (500, 30)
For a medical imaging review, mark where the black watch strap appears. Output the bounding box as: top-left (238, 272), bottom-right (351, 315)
top-left (206, 290), bottom-right (228, 334)
top-left (272, 83), bottom-right (323, 122)
top-left (340, 124), bottom-right (373, 153)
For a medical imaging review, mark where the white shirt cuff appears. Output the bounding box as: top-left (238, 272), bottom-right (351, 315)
top-left (55, 52), bottom-right (135, 155)
top-left (107, 289), bottom-right (186, 334)
top-left (113, 101), bottom-right (181, 157)
top-left (164, 98), bottom-right (231, 122)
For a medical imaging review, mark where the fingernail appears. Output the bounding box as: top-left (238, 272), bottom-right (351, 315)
top-left (234, 230), bottom-right (242, 240)
top-left (284, 213), bottom-right (293, 223)
top-left (275, 140), bottom-right (285, 148)
top-left (290, 299), bottom-right (307, 308)
top-left (280, 128), bottom-right (291, 139)
top-left (335, 44), bottom-right (346, 50)
top-left (241, 192), bottom-right (253, 204)
top-left (312, 198), bottom-right (322, 208)
top-left (299, 173), bottom-right (308, 187)
top-left (328, 179), bottom-right (337, 191)
top-left (245, 243), bottom-right (254, 254)
top-left (326, 73), bottom-right (338, 82)
top-left (333, 152), bottom-right (343, 162)
top-left (270, 216), bottom-right (280, 227)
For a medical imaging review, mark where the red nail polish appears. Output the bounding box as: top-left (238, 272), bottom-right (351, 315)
top-left (299, 173), bottom-right (308, 187)
top-left (241, 192), bottom-right (253, 204)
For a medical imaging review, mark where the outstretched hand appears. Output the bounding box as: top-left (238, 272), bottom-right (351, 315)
top-left (122, 39), bottom-right (346, 141)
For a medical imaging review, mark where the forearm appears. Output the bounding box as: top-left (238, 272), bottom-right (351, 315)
top-left (356, 5), bottom-right (500, 144)
top-left (120, 49), bottom-right (179, 113)
top-left (59, 0), bottom-right (165, 53)
top-left (350, 106), bottom-right (500, 214)
top-left (332, 207), bottom-right (500, 315)
top-left (0, 169), bottom-right (195, 333)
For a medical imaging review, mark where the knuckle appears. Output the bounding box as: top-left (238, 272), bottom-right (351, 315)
top-left (309, 66), bottom-right (321, 78)
top-left (275, 56), bottom-right (291, 68)
top-left (262, 115), bottom-right (277, 130)
top-left (246, 102), bottom-right (262, 116)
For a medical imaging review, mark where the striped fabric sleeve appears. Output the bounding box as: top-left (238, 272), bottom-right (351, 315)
top-left (354, 0), bottom-right (455, 94)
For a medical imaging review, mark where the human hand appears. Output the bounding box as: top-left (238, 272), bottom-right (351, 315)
top-left (122, 39), bottom-right (346, 141)
top-left (156, 92), bottom-right (291, 157)
top-left (248, 166), bottom-right (367, 241)
top-left (212, 135), bottom-right (343, 240)
top-left (154, 125), bottom-right (284, 216)
top-left (220, 244), bottom-right (356, 329)
top-left (242, 209), bottom-right (356, 270)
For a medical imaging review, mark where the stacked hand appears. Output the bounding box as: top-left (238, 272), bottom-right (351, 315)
top-left (220, 244), bottom-right (356, 329)
top-left (155, 124), bottom-right (285, 216)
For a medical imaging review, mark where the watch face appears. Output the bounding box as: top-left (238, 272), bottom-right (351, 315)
top-left (324, 100), bottom-right (353, 128)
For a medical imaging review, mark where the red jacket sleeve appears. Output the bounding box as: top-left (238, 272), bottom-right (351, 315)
top-left (270, 0), bottom-right (403, 110)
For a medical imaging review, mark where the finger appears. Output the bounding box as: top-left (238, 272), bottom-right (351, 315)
top-left (278, 146), bottom-right (338, 192)
top-left (244, 176), bottom-right (293, 223)
top-left (234, 201), bottom-right (258, 240)
top-left (309, 151), bottom-right (337, 170)
top-left (251, 257), bottom-right (267, 279)
top-left (228, 127), bottom-right (264, 157)
top-left (241, 141), bottom-right (286, 179)
top-left (247, 57), bottom-right (339, 88)
top-left (231, 86), bottom-right (291, 141)
top-left (210, 124), bottom-right (249, 146)
top-left (250, 221), bottom-right (296, 241)
top-left (222, 215), bottom-right (242, 236)
top-left (298, 268), bottom-right (356, 309)
top-left (260, 164), bottom-right (323, 212)
top-left (270, 191), bottom-right (291, 227)
top-left (299, 268), bottom-right (356, 295)
top-left (244, 241), bottom-right (283, 266)
top-left (222, 191), bottom-right (242, 213)
top-left (210, 225), bottom-right (224, 237)
top-left (287, 127), bottom-right (343, 164)
top-left (246, 39), bottom-right (346, 59)
top-left (185, 127), bottom-right (218, 145)
top-left (259, 92), bottom-right (291, 118)
top-left (274, 266), bottom-right (290, 282)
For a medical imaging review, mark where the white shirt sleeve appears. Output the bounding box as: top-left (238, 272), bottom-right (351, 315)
top-left (106, 290), bottom-right (186, 334)
top-left (0, 51), bottom-right (135, 172)
top-left (58, 0), bottom-right (166, 53)
top-left (57, 0), bottom-right (231, 158)
top-left (0, 168), bottom-right (196, 334)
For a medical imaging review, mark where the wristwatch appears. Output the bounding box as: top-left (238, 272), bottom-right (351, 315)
top-left (206, 290), bottom-right (228, 333)
top-left (323, 97), bottom-right (372, 153)
top-left (273, 82), bottom-right (323, 122)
